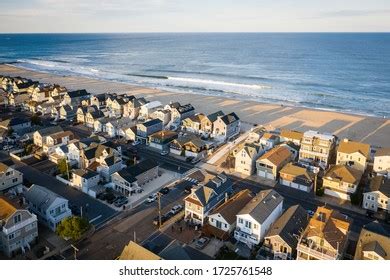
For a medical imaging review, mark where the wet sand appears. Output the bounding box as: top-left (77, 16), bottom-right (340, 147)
top-left (1, 64), bottom-right (389, 147)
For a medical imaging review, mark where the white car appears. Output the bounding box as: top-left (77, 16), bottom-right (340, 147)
top-left (160, 150), bottom-right (169, 156)
top-left (169, 205), bottom-right (183, 215)
top-left (146, 193), bottom-right (158, 203)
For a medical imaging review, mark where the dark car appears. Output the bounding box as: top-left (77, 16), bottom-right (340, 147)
top-left (153, 215), bottom-right (169, 226)
top-left (159, 187), bottom-right (170, 195)
top-left (186, 156), bottom-right (194, 162)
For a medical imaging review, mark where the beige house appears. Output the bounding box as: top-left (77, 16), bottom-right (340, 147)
top-left (33, 126), bottom-right (64, 147)
top-left (362, 176), bottom-right (390, 213)
top-left (279, 163), bottom-right (315, 192)
top-left (256, 146), bottom-right (293, 180)
top-left (373, 148), bottom-right (390, 175)
top-left (72, 169), bottom-right (100, 193)
top-left (212, 112), bottom-right (240, 142)
top-left (43, 131), bottom-right (74, 154)
top-left (354, 221), bottom-right (390, 260)
top-left (151, 109), bottom-right (171, 126)
top-left (280, 129), bottom-right (303, 146)
top-left (323, 165), bottom-right (363, 201)
top-left (297, 206), bottom-right (351, 260)
top-left (299, 130), bottom-right (336, 168)
top-left (235, 143), bottom-right (263, 176)
top-left (336, 139), bottom-right (370, 172)
top-left (0, 163), bottom-right (23, 192)
top-left (0, 197), bottom-right (38, 257)
top-left (118, 241), bottom-right (161, 260)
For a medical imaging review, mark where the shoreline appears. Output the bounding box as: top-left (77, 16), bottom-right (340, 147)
top-left (1, 63), bottom-right (389, 147)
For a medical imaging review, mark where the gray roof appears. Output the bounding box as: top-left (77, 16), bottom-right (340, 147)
top-left (73, 169), bottom-right (99, 179)
top-left (238, 189), bottom-right (283, 224)
top-left (207, 110), bottom-right (224, 123)
top-left (265, 205), bottom-right (308, 249)
top-left (118, 159), bottom-right (158, 182)
top-left (367, 176), bottom-right (390, 197)
top-left (220, 112), bottom-right (239, 125)
top-left (159, 241), bottom-right (212, 260)
top-left (363, 241), bottom-right (387, 258)
top-left (25, 184), bottom-right (67, 212)
top-left (37, 126), bottom-right (63, 137)
top-left (193, 173), bottom-right (232, 206)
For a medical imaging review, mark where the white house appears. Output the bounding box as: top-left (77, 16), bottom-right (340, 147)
top-left (24, 184), bottom-right (72, 232)
top-left (363, 176), bottom-right (390, 213)
top-left (139, 101), bottom-right (162, 120)
top-left (234, 189), bottom-right (283, 248)
top-left (259, 133), bottom-right (280, 151)
top-left (72, 169), bottom-right (100, 193)
top-left (373, 148), bottom-right (390, 175)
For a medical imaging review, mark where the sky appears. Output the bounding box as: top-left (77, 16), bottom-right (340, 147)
top-left (1, 0), bottom-right (390, 33)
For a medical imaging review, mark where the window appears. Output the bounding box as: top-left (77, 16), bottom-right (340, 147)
top-left (13, 214), bottom-right (21, 224)
top-left (245, 220), bottom-right (252, 228)
top-left (238, 218), bottom-right (243, 224)
top-left (253, 224), bottom-right (258, 229)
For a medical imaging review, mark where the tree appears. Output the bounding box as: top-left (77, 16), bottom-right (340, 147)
top-left (57, 158), bottom-right (70, 178)
top-left (30, 114), bottom-right (41, 125)
top-left (56, 216), bottom-right (90, 241)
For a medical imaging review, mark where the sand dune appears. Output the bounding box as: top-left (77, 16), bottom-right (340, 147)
top-left (1, 64), bottom-right (389, 147)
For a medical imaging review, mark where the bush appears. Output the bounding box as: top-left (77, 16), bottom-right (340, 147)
top-left (56, 216), bottom-right (90, 241)
top-left (316, 187), bottom-right (325, 196)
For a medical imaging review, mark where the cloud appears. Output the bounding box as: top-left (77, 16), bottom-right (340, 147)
top-left (317, 9), bottom-right (390, 18)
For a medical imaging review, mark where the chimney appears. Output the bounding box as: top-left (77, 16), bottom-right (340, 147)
top-left (225, 192), bottom-right (228, 203)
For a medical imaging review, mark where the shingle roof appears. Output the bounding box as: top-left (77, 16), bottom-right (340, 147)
top-left (25, 184), bottom-right (67, 212)
top-left (363, 241), bottom-right (387, 258)
top-left (210, 189), bottom-right (254, 224)
top-left (117, 159), bottom-right (158, 183)
top-left (367, 176), bottom-right (390, 197)
top-left (338, 139), bottom-right (370, 158)
top-left (0, 117), bottom-right (30, 128)
top-left (279, 163), bottom-right (314, 182)
top-left (37, 126), bottom-right (63, 137)
top-left (119, 241), bottom-right (161, 260)
top-left (141, 119), bottom-right (162, 127)
top-left (67, 89), bottom-right (89, 98)
top-left (73, 169), bottom-right (99, 179)
top-left (238, 189), bottom-right (283, 224)
top-left (207, 111), bottom-right (224, 123)
top-left (0, 197), bottom-right (16, 220)
top-left (265, 205), bottom-right (308, 249)
top-left (325, 165), bottom-right (363, 185)
top-left (191, 173), bottom-right (232, 206)
top-left (220, 112), bottom-right (239, 125)
top-left (280, 129), bottom-right (303, 141)
top-left (258, 146), bottom-right (292, 166)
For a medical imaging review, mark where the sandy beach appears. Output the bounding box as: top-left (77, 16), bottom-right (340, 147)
top-left (1, 64), bottom-right (389, 147)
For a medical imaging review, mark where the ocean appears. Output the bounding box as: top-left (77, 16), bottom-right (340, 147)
top-left (0, 33), bottom-right (389, 117)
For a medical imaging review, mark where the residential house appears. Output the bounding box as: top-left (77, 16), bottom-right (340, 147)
top-left (72, 169), bottom-right (100, 193)
top-left (354, 221), bottom-right (390, 260)
top-left (260, 205), bottom-right (309, 260)
top-left (235, 143), bottom-right (263, 176)
top-left (0, 117), bottom-right (31, 132)
top-left (170, 103), bottom-right (195, 123)
top-left (123, 97), bottom-right (148, 120)
top-left (170, 134), bottom-right (208, 158)
top-left (0, 197), bottom-right (38, 257)
top-left (24, 184), bottom-right (72, 232)
top-left (204, 111), bottom-right (225, 135)
top-left (299, 130), bottom-right (337, 168)
top-left (279, 163), bottom-right (315, 193)
top-left (8, 92), bottom-right (29, 107)
top-left (373, 148), bottom-right (390, 175)
top-left (323, 165), bottom-right (363, 201)
top-left (148, 130), bottom-right (178, 152)
top-left (182, 113), bottom-right (207, 135)
top-left (212, 112), bottom-right (240, 142)
top-left (63, 89), bottom-right (90, 106)
top-left (85, 109), bottom-right (105, 128)
top-left (279, 141), bottom-right (300, 160)
top-left (280, 129), bottom-right (303, 146)
top-left (90, 93), bottom-right (107, 109)
top-left (151, 109), bottom-right (171, 126)
top-left (111, 159), bottom-right (159, 197)
top-left (105, 118), bottom-right (133, 138)
top-left (81, 143), bottom-right (123, 182)
top-left (33, 126), bottom-right (64, 147)
top-left (362, 176), bottom-right (390, 213)
top-left (139, 101), bottom-right (163, 120)
top-left (205, 189), bottom-right (254, 240)
top-left (336, 139), bottom-right (370, 172)
top-left (0, 162), bottom-right (23, 192)
top-left (259, 133), bottom-right (280, 151)
top-left (136, 119), bottom-right (163, 143)
top-left (123, 126), bottom-right (137, 142)
top-left (43, 131), bottom-right (74, 155)
top-left (256, 146), bottom-right (293, 180)
top-left (234, 189), bottom-right (283, 248)
top-left (184, 173), bottom-right (232, 226)
top-left (59, 105), bottom-right (77, 120)
top-left (296, 206), bottom-right (351, 260)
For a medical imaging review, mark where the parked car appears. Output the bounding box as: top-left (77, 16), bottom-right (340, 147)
top-left (195, 237), bottom-right (210, 249)
top-left (191, 157), bottom-right (201, 164)
top-left (132, 140), bottom-right (141, 146)
top-left (307, 210), bottom-right (315, 217)
top-left (146, 193), bottom-right (158, 203)
top-left (153, 214), bottom-right (169, 226)
top-left (186, 156), bottom-right (194, 162)
top-left (169, 205), bottom-right (183, 215)
top-left (184, 186), bottom-right (193, 194)
top-left (114, 197), bottom-right (128, 207)
top-left (160, 150), bottom-right (169, 156)
top-left (159, 187), bottom-right (170, 195)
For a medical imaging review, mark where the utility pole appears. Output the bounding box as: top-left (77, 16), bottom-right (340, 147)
top-left (157, 192), bottom-right (162, 229)
top-left (314, 173), bottom-right (318, 194)
top-left (71, 244), bottom-right (79, 260)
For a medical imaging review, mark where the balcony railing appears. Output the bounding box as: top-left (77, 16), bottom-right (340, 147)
top-left (297, 243), bottom-right (338, 260)
top-left (2, 216), bottom-right (37, 235)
